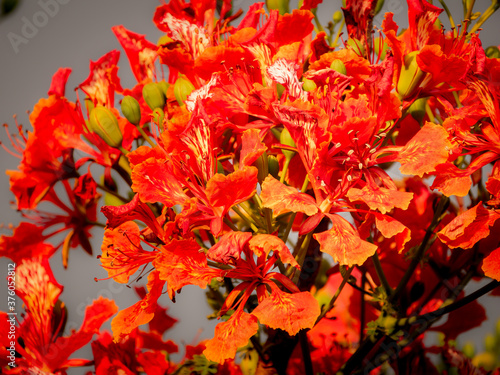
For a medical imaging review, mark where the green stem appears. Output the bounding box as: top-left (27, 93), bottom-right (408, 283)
top-left (232, 206), bottom-right (260, 232)
top-left (438, 0), bottom-right (456, 35)
top-left (280, 158), bottom-right (292, 184)
top-left (389, 196), bottom-right (448, 304)
top-left (299, 330), bottom-right (314, 375)
top-left (315, 266), bottom-right (354, 324)
top-left (223, 217), bottom-right (239, 232)
top-left (135, 124), bottom-right (156, 148)
top-left (95, 183), bottom-right (129, 203)
top-left (470, 0), bottom-right (499, 34)
top-left (291, 232), bottom-right (313, 283)
top-left (372, 252), bottom-right (393, 297)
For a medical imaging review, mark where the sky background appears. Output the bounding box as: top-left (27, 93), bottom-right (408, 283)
top-left (0, 0), bottom-right (500, 370)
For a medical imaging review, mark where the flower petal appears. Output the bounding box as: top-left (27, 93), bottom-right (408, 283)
top-left (203, 310), bottom-right (259, 364)
top-left (252, 289), bottom-right (320, 335)
top-left (314, 214), bottom-right (377, 267)
top-left (261, 175), bottom-right (318, 216)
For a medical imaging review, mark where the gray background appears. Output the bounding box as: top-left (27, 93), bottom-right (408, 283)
top-left (0, 0), bottom-right (499, 370)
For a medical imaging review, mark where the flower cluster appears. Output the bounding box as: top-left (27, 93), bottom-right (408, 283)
top-left (2, 0), bottom-right (500, 374)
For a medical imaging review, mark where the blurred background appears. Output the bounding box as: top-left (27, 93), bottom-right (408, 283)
top-left (1, 0), bottom-right (500, 370)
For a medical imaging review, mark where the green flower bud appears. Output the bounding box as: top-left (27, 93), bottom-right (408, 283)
top-left (143, 82), bottom-right (166, 110)
top-left (174, 76), bottom-right (195, 106)
top-left (158, 80), bottom-right (170, 97)
top-left (333, 10), bottom-right (343, 24)
top-left (255, 153), bottom-right (269, 183)
top-left (280, 128), bottom-right (296, 161)
top-left (276, 83), bottom-right (285, 99)
top-left (88, 106), bottom-right (123, 148)
top-left (484, 333), bottom-right (496, 352)
top-left (302, 78), bottom-right (317, 92)
top-left (397, 51), bottom-right (425, 99)
top-left (266, 0), bottom-right (289, 15)
top-left (408, 97), bottom-right (427, 125)
top-left (152, 108), bottom-right (165, 131)
top-left (330, 59), bottom-right (347, 75)
top-left (374, 36), bottom-right (389, 60)
top-left (84, 97), bottom-right (94, 115)
top-left (347, 38), bottom-right (365, 57)
top-left (486, 46), bottom-right (500, 59)
top-left (121, 96), bottom-right (141, 125)
top-left (374, 0), bottom-right (384, 15)
top-left (268, 155), bottom-right (280, 179)
top-left (472, 352), bottom-right (496, 371)
top-left (462, 342), bottom-right (475, 358)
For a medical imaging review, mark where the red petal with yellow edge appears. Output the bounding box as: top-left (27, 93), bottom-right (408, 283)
top-left (251, 289), bottom-right (320, 335)
top-left (49, 297), bottom-right (118, 371)
top-left (347, 185), bottom-right (413, 214)
top-left (438, 204), bottom-right (500, 249)
top-left (261, 175), bottom-right (318, 216)
top-left (249, 234), bottom-right (299, 268)
top-left (154, 239), bottom-right (222, 297)
top-left (374, 213), bottom-right (411, 253)
top-left (397, 122), bottom-right (452, 177)
top-left (207, 231), bottom-right (252, 264)
top-left (204, 310), bottom-right (259, 364)
top-left (314, 214), bottom-right (378, 267)
top-left (131, 157), bottom-right (188, 207)
top-left (483, 247), bottom-right (500, 281)
top-left (111, 271), bottom-right (164, 342)
top-left (240, 129), bottom-right (267, 168)
top-left (206, 166), bottom-right (258, 214)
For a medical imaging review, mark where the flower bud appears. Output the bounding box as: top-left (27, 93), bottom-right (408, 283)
top-left (486, 46), bottom-right (500, 58)
top-left (268, 155), bottom-right (280, 179)
top-left (408, 97), bottom-right (427, 125)
top-left (346, 38), bottom-right (365, 57)
top-left (266, 0), bottom-right (289, 15)
top-left (462, 342), bottom-right (475, 358)
top-left (302, 78), bottom-right (317, 92)
top-left (330, 59), bottom-right (347, 75)
top-left (333, 10), bottom-right (343, 24)
top-left (374, 0), bottom-right (384, 15)
top-left (374, 36), bottom-right (389, 60)
top-left (397, 51), bottom-right (425, 99)
top-left (84, 97), bottom-right (94, 115)
top-left (158, 80), bottom-right (170, 96)
top-left (174, 76), bottom-right (195, 106)
top-left (280, 128), bottom-right (296, 161)
top-left (143, 82), bottom-right (166, 110)
top-left (484, 333), bottom-right (497, 352)
top-left (121, 96), bottom-right (141, 125)
top-left (152, 108), bottom-right (165, 131)
top-left (88, 106), bottom-right (123, 148)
